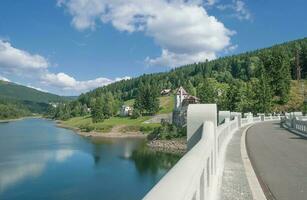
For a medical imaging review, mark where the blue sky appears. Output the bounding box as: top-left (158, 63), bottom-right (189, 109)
top-left (0, 0), bottom-right (306, 95)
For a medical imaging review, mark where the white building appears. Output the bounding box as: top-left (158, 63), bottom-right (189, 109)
top-left (173, 86), bottom-right (199, 127)
top-left (175, 86), bottom-right (189, 110)
top-left (120, 105), bottom-right (133, 117)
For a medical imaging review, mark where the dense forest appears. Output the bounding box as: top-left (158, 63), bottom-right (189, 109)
top-left (0, 81), bottom-right (72, 119)
top-left (49, 37), bottom-right (307, 120)
top-left (0, 98), bottom-right (31, 120)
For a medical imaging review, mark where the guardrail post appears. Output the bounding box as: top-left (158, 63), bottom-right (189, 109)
top-left (237, 115), bottom-right (242, 128)
top-left (258, 113), bottom-right (265, 121)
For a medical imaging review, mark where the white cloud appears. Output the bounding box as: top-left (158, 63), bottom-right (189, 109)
top-left (0, 40), bottom-right (128, 94)
top-left (146, 49), bottom-right (216, 68)
top-left (205, 0), bottom-right (217, 6)
top-left (234, 0), bottom-right (251, 20)
top-left (0, 75), bottom-right (10, 82)
top-left (41, 72), bottom-right (115, 92)
top-left (0, 40), bottom-right (48, 75)
top-left (57, 0), bottom-right (234, 67)
top-left (217, 0), bottom-right (251, 21)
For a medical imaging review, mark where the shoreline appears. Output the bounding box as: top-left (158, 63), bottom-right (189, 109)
top-left (56, 121), bottom-right (147, 139)
top-left (147, 138), bottom-right (187, 155)
top-left (56, 120), bottom-right (187, 154)
top-left (0, 116), bottom-right (42, 123)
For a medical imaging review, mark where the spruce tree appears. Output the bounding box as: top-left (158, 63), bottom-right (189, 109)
top-left (92, 97), bottom-right (105, 123)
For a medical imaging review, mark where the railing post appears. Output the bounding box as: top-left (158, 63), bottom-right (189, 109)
top-left (187, 104), bottom-right (218, 174)
top-left (258, 113), bottom-right (265, 121)
top-left (237, 115), bottom-right (242, 128)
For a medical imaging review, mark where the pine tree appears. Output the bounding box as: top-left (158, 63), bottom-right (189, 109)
top-left (92, 97), bottom-right (105, 123)
top-left (256, 65), bottom-right (273, 113)
top-left (197, 78), bottom-right (216, 104)
top-left (133, 83), bottom-right (160, 116)
top-left (103, 92), bottom-right (115, 118)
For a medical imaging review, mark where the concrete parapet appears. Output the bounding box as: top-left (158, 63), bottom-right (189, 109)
top-left (187, 104), bottom-right (217, 150)
top-left (219, 111), bottom-right (231, 125)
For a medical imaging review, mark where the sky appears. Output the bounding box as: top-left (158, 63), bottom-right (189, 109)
top-left (0, 0), bottom-right (306, 96)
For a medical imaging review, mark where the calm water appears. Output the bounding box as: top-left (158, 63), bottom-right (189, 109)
top-left (0, 119), bottom-right (180, 200)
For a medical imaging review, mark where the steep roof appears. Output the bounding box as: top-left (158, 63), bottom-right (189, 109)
top-left (176, 86), bottom-right (188, 95)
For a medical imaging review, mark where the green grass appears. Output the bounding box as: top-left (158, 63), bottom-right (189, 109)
top-left (124, 95), bottom-right (175, 114)
top-left (62, 115), bottom-right (160, 133)
top-left (158, 95), bottom-right (175, 114)
top-left (64, 95), bottom-right (175, 134)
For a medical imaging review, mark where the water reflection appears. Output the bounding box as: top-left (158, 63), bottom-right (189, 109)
top-left (0, 119), bottom-right (181, 200)
top-left (129, 143), bottom-right (181, 175)
top-left (0, 149), bottom-right (75, 192)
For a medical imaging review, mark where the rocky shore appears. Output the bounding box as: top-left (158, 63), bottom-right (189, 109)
top-left (57, 121), bottom-right (186, 154)
top-left (147, 138), bottom-right (187, 155)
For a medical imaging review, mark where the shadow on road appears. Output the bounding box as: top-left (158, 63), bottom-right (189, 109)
top-left (288, 136), bottom-right (307, 140)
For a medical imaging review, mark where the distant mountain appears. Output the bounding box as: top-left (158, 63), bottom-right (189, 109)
top-left (0, 80), bottom-right (69, 103)
top-left (0, 80), bottom-right (71, 114)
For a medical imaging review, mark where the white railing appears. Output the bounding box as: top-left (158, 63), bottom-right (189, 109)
top-left (283, 114), bottom-right (307, 135)
top-left (143, 104), bottom-right (281, 200)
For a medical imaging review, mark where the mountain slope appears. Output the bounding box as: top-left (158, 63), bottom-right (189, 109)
top-left (82, 38), bottom-right (306, 98)
top-left (0, 81), bottom-right (71, 114)
top-left (73, 37), bottom-right (307, 114)
top-left (0, 81), bottom-right (68, 103)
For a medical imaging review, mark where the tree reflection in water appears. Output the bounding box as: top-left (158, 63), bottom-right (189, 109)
top-left (130, 143), bottom-right (181, 175)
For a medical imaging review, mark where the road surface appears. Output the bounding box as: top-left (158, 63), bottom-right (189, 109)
top-left (246, 121), bottom-right (307, 200)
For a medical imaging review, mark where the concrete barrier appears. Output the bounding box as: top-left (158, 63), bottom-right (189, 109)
top-left (143, 105), bottom-right (281, 200)
top-left (283, 113), bottom-right (307, 136)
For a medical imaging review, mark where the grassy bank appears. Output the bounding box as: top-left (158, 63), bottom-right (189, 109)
top-left (124, 95), bottom-right (175, 114)
top-left (61, 115), bottom-right (161, 133)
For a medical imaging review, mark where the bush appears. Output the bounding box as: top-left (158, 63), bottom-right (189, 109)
top-left (131, 108), bottom-right (141, 119)
top-left (79, 124), bottom-right (95, 132)
top-left (140, 126), bottom-right (155, 133)
top-left (147, 123), bottom-right (186, 140)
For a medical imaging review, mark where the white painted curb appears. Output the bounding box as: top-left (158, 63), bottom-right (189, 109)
top-left (241, 124), bottom-right (267, 200)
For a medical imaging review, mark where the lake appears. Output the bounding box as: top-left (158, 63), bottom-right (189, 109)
top-left (0, 119), bottom-right (180, 200)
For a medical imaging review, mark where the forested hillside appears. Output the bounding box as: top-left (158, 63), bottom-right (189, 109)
top-left (0, 98), bottom-right (31, 120)
top-left (0, 81), bottom-right (72, 119)
top-left (0, 81), bottom-right (69, 103)
top-left (50, 37), bottom-right (307, 120)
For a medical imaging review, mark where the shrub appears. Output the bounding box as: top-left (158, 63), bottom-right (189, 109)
top-left (79, 124), bottom-right (95, 132)
top-left (147, 123), bottom-right (186, 140)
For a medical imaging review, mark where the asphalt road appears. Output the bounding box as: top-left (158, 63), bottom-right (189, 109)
top-left (246, 121), bottom-right (307, 200)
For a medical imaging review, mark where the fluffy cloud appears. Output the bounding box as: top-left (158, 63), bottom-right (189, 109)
top-left (41, 72), bottom-right (130, 92)
top-left (0, 40), bottom-right (48, 74)
top-left (0, 40), bottom-right (128, 94)
top-left (57, 0), bottom-right (234, 67)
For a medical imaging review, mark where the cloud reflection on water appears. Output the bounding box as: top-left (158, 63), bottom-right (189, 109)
top-left (0, 149), bottom-right (74, 192)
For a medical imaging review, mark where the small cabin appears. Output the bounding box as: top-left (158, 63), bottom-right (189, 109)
top-left (120, 105), bottom-right (133, 117)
